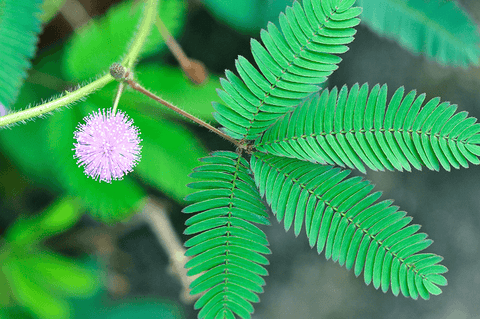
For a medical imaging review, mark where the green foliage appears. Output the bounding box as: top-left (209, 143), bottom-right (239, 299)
top-left (129, 107), bottom-right (209, 203)
top-left (89, 64), bottom-right (221, 122)
top-left (183, 0), bottom-right (457, 317)
top-left (214, 0), bottom-right (362, 141)
top-left (255, 84), bottom-right (480, 173)
top-left (0, 197), bottom-right (100, 319)
top-left (0, 0), bottom-right (43, 107)
top-left (357, 0), bottom-right (480, 67)
top-left (201, 0), bottom-right (480, 67)
top-left (184, 151), bottom-right (270, 319)
top-left (201, 0), bottom-right (294, 32)
top-left (75, 298), bottom-right (184, 319)
top-left (0, 81), bottom-right (60, 187)
top-left (4, 0), bottom-right (480, 317)
top-left (0, 0), bottom-right (211, 222)
top-left (62, 0), bottom-right (186, 80)
top-left (5, 196), bottom-right (83, 245)
top-left (250, 153), bottom-right (447, 299)
top-left (40, 0), bottom-right (65, 23)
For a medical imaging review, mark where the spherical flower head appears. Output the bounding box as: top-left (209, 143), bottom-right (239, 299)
top-left (73, 108), bottom-right (142, 183)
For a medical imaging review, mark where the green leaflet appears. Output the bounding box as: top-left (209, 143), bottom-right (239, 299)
top-left (255, 83), bottom-right (480, 173)
top-left (62, 0), bottom-right (186, 80)
top-left (0, 0), bottom-right (43, 107)
top-left (250, 153), bottom-right (447, 299)
top-left (357, 0), bottom-right (480, 67)
top-left (214, 0), bottom-right (362, 141)
top-left (183, 151), bottom-right (270, 319)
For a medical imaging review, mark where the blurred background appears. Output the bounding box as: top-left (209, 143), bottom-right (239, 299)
top-left (1, 0), bottom-right (480, 318)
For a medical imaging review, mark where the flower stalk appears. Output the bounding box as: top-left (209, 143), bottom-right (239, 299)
top-left (112, 65), bottom-right (246, 150)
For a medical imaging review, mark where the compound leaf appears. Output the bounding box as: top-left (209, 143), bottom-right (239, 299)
top-left (0, 0), bottom-right (43, 107)
top-left (250, 153), bottom-right (447, 299)
top-left (255, 83), bottom-right (480, 173)
top-left (357, 0), bottom-right (480, 67)
top-left (215, 0), bottom-right (362, 141)
top-left (184, 151), bottom-right (270, 319)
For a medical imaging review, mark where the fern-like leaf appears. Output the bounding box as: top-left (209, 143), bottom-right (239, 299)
top-left (183, 151), bottom-right (271, 319)
top-left (357, 0), bottom-right (480, 67)
top-left (250, 152), bottom-right (447, 299)
top-left (0, 0), bottom-right (43, 107)
top-left (255, 83), bottom-right (480, 173)
top-left (214, 0), bottom-right (362, 141)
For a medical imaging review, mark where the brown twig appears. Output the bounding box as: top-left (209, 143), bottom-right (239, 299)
top-left (60, 0), bottom-right (91, 31)
top-left (142, 197), bottom-right (199, 304)
top-left (124, 74), bottom-right (246, 150)
top-left (109, 63), bottom-right (245, 149)
top-left (155, 16), bottom-right (208, 85)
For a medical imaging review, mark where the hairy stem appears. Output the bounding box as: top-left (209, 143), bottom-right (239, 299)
top-left (123, 0), bottom-right (159, 69)
top-left (0, 74), bottom-right (112, 127)
top-left (112, 82), bottom-right (125, 114)
top-left (124, 74), bottom-right (245, 149)
top-left (0, 0), bottom-right (159, 128)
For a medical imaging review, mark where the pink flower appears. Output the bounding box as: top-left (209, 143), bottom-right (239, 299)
top-left (73, 108), bottom-right (142, 183)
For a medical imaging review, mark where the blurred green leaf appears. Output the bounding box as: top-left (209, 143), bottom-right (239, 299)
top-left (4, 261), bottom-right (69, 319)
top-left (0, 82), bottom-right (61, 188)
top-left (5, 197), bottom-right (82, 245)
top-left (92, 300), bottom-right (184, 319)
top-left (3, 252), bottom-right (100, 319)
top-left (90, 64), bottom-right (220, 121)
top-left (63, 0), bottom-right (186, 81)
top-left (1, 203), bottom-right (101, 319)
top-left (45, 105), bottom-right (146, 222)
top-left (71, 291), bottom-right (184, 319)
top-left (0, 44), bottom-right (68, 186)
top-left (0, 0), bottom-right (43, 107)
top-left (201, 0), bottom-right (293, 32)
top-left (40, 0), bottom-right (66, 23)
top-left (128, 107), bottom-right (209, 202)
top-left (26, 252), bottom-right (99, 297)
top-left (357, 0), bottom-right (480, 67)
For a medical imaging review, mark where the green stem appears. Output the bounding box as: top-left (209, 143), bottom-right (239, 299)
top-left (0, 0), bottom-right (159, 128)
top-left (112, 82), bottom-right (125, 114)
top-left (0, 74), bottom-right (112, 127)
top-left (123, 0), bottom-right (159, 69)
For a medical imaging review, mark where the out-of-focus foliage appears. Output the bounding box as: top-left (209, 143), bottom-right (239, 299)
top-left (201, 0), bottom-right (294, 32)
top-left (40, 0), bottom-right (65, 23)
top-left (128, 107), bottom-right (210, 203)
top-left (89, 64), bottom-right (221, 122)
top-left (63, 0), bottom-right (186, 80)
top-left (0, 0), bottom-right (214, 222)
top-left (0, 0), bottom-right (43, 107)
top-left (201, 0), bottom-right (480, 67)
top-left (356, 0), bottom-right (480, 67)
top-left (0, 197), bottom-right (100, 319)
top-left (73, 294), bottom-right (184, 319)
